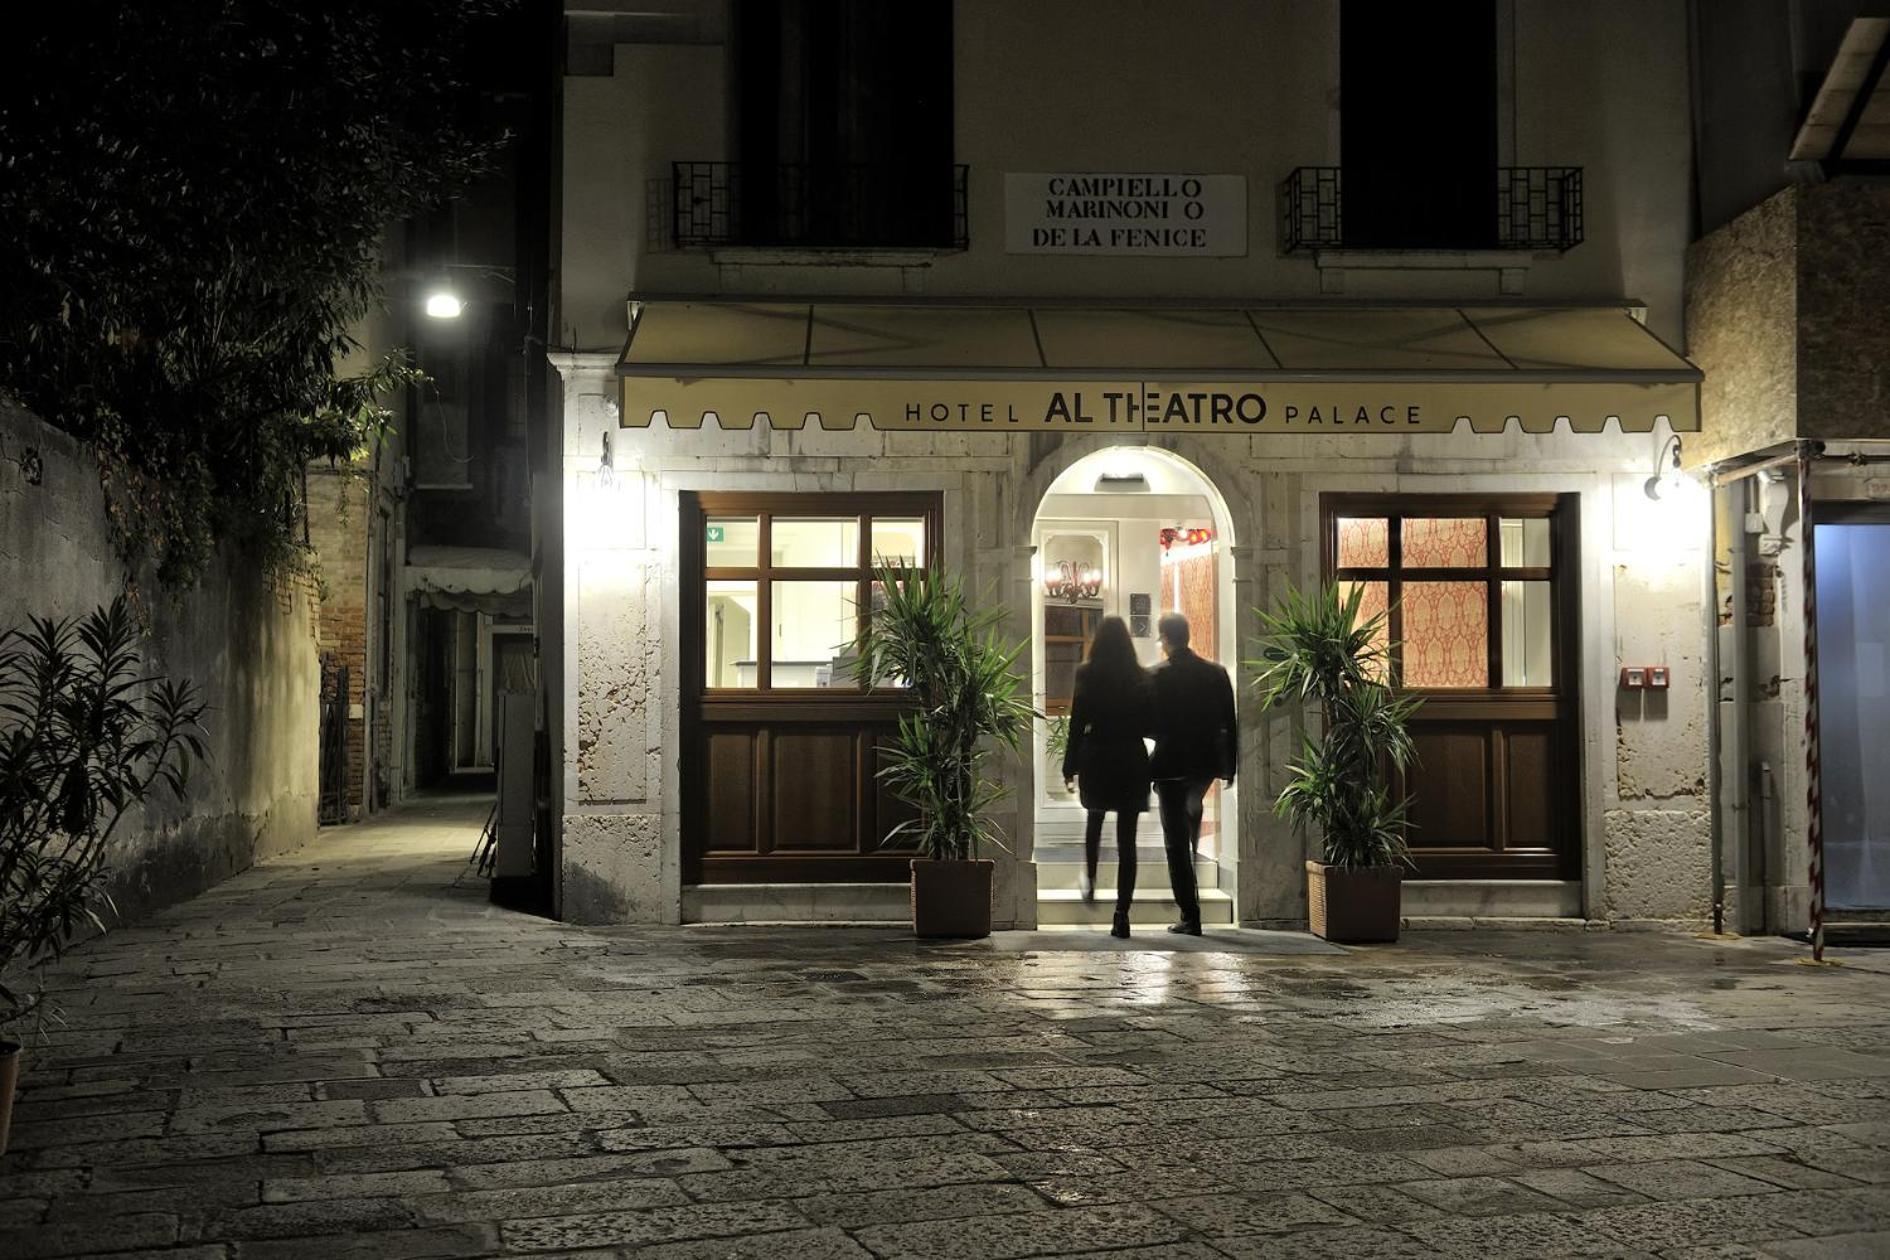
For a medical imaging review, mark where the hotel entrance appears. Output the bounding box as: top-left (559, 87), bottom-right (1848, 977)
top-left (1031, 448), bottom-right (1239, 927)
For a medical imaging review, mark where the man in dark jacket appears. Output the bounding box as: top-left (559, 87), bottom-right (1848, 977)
top-left (1148, 613), bottom-right (1237, 935)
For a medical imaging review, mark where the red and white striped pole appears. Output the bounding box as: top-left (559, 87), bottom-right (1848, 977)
top-left (1800, 444), bottom-right (1825, 963)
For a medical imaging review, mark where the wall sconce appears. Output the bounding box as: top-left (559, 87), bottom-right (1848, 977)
top-left (1644, 434), bottom-right (1684, 501)
top-left (597, 430), bottom-right (615, 490)
top-left (1043, 560), bottom-right (1103, 604)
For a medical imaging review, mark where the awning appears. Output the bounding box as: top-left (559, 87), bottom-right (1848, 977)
top-left (407, 546), bottom-right (532, 613)
top-left (617, 299), bottom-right (1700, 435)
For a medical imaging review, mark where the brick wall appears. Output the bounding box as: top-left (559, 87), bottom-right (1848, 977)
top-left (306, 463), bottom-right (391, 821)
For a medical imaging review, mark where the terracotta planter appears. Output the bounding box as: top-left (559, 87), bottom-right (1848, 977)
top-left (911, 859), bottom-right (994, 939)
top-left (0, 1040), bottom-right (19, 1156)
top-left (1305, 860), bottom-right (1402, 943)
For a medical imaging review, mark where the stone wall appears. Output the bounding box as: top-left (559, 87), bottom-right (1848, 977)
top-left (1684, 182), bottom-right (1890, 933)
top-left (556, 358), bottom-right (1714, 929)
top-left (0, 399), bottom-right (321, 924)
top-left (1685, 190), bottom-right (1798, 467)
top-left (304, 456), bottom-right (404, 820)
top-left (1798, 184), bottom-right (1890, 441)
top-left (1688, 182), bottom-right (1890, 466)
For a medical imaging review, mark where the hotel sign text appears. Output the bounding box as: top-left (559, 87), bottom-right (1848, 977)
top-left (623, 377), bottom-right (1698, 435)
top-left (1004, 173), bottom-right (1247, 256)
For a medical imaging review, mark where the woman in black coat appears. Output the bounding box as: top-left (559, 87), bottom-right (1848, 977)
top-left (1061, 616), bottom-right (1153, 938)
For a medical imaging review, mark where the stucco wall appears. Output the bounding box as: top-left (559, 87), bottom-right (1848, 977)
top-left (558, 0), bottom-right (1694, 349)
top-left (0, 400), bottom-right (321, 924)
top-left (1799, 184), bottom-right (1890, 442)
top-left (556, 357), bottom-right (1711, 928)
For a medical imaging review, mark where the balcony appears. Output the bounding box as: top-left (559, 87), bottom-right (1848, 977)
top-left (672, 162), bottom-right (969, 251)
top-left (1281, 166), bottom-right (1584, 254)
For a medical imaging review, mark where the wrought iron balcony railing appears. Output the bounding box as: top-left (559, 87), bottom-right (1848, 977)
top-left (1281, 166), bottom-right (1584, 254)
top-left (672, 162), bottom-right (970, 250)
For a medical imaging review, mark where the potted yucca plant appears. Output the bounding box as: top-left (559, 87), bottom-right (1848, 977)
top-left (854, 566), bottom-right (1033, 938)
top-left (0, 598), bottom-right (206, 1152)
top-left (1253, 583), bottom-right (1420, 943)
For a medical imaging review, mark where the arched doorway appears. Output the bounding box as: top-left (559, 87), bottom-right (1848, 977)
top-left (1030, 447), bottom-right (1239, 928)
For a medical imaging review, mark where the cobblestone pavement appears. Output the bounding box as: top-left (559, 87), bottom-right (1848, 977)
top-left (5, 798), bottom-right (1890, 1259)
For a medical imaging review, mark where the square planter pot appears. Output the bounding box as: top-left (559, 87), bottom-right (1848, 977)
top-left (911, 858), bottom-right (994, 939)
top-left (1306, 860), bottom-right (1402, 943)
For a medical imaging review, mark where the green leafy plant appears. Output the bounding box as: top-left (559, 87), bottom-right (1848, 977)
top-left (1251, 583), bottom-right (1421, 869)
top-left (0, 598), bottom-right (207, 1037)
top-left (1044, 714), bottom-right (1071, 762)
top-left (1, 1), bottom-right (507, 589)
top-left (854, 567), bottom-right (1035, 860)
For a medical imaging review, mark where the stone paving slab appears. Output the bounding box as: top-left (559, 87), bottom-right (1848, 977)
top-left (2, 796), bottom-right (1890, 1258)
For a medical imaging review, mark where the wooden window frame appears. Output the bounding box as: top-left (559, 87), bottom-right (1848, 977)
top-left (1322, 492), bottom-right (1584, 880)
top-left (1324, 493), bottom-right (1571, 698)
top-left (686, 491), bottom-right (941, 701)
top-left (680, 490), bottom-right (943, 885)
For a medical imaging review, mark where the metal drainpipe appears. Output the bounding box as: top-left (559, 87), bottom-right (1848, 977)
top-left (1758, 760), bottom-right (1775, 899)
top-left (1705, 474), bottom-right (1724, 934)
top-left (1726, 480), bottom-right (1751, 933)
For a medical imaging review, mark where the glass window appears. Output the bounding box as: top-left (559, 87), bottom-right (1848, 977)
top-left (1402, 517), bottom-right (1486, 568)
top-left (1403, 581), bottom-right (1489, 688)
top-left (772, 517), bottom-right (859, 568)
top-left (705, 581), bottom-right (759, 688)
top-left (870, 517), bottom-right (925, 569)
top-left (1501, 580), bottom-right (1554, 686)
top-left (1336, 518), bottom-right (1389, 568)
top-left (1330, 501), bottom-right (1561, 691)
top-left (771, 581), bottom-right (860, 688)
top-left (1499, 517), bottom-right (1551, 567)
top-left (697, 497), bottom-right (933, 693)
top-left (705, 516), bottom-right (760, 567)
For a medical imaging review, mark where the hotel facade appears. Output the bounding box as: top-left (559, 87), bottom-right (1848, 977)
top-left (538, 1), bottom-right (1883, 936)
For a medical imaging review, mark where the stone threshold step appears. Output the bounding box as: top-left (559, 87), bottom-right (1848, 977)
top-left (1040, 888), bottom-right (1235, 925)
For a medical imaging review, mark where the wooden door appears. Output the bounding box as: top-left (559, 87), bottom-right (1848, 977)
top-left (1324, 494), bottom-right (1581, 879)
top-left (681, 491), bottom-right (939, 883)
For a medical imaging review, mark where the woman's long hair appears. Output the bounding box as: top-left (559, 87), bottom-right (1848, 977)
top-left (1083, 615), bottom-right (1146, 692)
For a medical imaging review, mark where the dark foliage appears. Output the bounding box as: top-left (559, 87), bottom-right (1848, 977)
top-left (0, 598), bottom-right (207, 1034)
top-left (0, 1), bottom-right (507, 587)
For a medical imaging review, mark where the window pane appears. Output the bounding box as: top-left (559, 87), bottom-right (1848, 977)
top-left (771, 581), bottom-right (859, 688)
top-left (1499, 517), bottom-right (1551, 567)
top-left (704, 580), bottom-right (758, 688)
top-left (1403, 581), bottom-right (1489, 688)
top-left (1339, 580), bottom-right (1390, 682)
top-left (1501, 580), bottom-right (1554, 686)
top-left (1337, 517), bottom-right (1389, 568)
top-left (870, 517), bottom-right (925, 568)
top-left (705, 516), bottom-right (759, 567)
top-left (1402, 518), bottom-right (1487, 568)
top-left (772, 517), bottom-right (860, 568)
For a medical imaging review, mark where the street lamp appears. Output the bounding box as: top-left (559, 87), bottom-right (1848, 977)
top-left (423, 279), bottom-right (464, 320)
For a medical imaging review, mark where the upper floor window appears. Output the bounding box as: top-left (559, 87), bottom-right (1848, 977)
top-left (1341, 0), bottom-right (1499, 250)
top-left (675, 0), bottom-right (959, 250)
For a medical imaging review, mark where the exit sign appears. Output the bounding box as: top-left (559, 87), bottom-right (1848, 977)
top-left (705, 525), bottom-right (725, 543)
